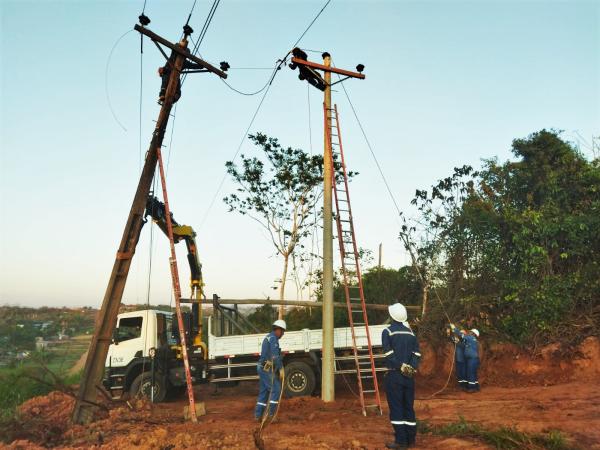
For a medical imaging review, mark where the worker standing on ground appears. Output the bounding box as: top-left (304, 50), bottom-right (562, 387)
top-left (450, 325), bottom-right (480, 392)
top-left (450, 327), bottom-right (467, 389)
top-left (254, 319), bottom-right (286, 420)
top-left (382, 303), bottom-right (421, 450)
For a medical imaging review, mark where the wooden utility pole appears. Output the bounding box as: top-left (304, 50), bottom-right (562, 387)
top-left (72, 19), bottom-right (227, 424)
top-left (289, 48), bottom-right (364, 402)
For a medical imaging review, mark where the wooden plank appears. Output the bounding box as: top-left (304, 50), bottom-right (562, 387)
top-left (134, 25), bottom-right (227, 79)
top-left (291, 57), bottom-right (365, 80)
top-left (180, 298), bottom-right (420, 311)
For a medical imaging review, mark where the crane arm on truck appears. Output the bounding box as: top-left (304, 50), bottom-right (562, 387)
top-left (144, 195), bottom-right (207, 357)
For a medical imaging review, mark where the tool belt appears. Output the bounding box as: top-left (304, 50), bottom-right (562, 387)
top-left (400, 363), bottom-right (416, 378)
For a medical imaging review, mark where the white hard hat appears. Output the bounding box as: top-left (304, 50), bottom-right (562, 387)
top-left (273, 319), bottom-right (287, 330)
top-left (470, 329), bottom-right (480, 337)
top-left (388, 303), bottom-right (407, 323)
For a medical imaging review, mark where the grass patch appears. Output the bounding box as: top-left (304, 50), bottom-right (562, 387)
top-left (418, 417), bottom-right (577, 450)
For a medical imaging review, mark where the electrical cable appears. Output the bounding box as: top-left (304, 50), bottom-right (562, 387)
top-left (166, 104), bottom-right (178, 177)
top-left (192, 0), bottom-right (220, 55)
top-left (198, 79), bottom-right (273, 228)
top-left (198, 0), bottom-right (332, 226)
top-left (105, 29), bottom-right (134, 132)
top-left (335, 75), bottom-right (453, 324)
top-left (184, 0), bottom-right (199, 27)
top-left (220, 0), bottom-right (332, 97)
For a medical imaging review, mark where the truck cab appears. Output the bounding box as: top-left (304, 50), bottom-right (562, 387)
top-left (104, 309), bottom-right (207, 401)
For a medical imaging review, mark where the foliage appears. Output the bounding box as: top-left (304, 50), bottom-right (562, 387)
top-left (407, 130), bottom-right (600, 345)
top-left (224, 133), bottom-right (325, 316)
top-left (419, 417), bottom-right (577, 450)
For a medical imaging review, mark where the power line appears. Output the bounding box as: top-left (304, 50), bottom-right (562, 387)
top-left (192, 0), bottom-right (220, 55)
top-left (198, 0), bottom-right (333, 226)
top-left (105, 29), bottom-right (134, 132)
top-left (220, 0), bottom-right (332, 97)
top-left (184, 0), bottom-right (199, 27)
top-left (336, 74), bottom-right (453, 323)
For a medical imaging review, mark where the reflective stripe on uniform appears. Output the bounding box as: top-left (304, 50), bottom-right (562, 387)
top-left (384, 350), bottom-right (394, 356)
top-left (413, 352), bottom-right (421, 356)
top-left (468, 381), bottom-right (479, 385)
top-left (391, 420), bottom-right (416, 426)
top-left (384, 330), bottom-right (415, 336)
top-left (269, 400), bottom-right (279, 404)
top-left (256, 402), bottom-right (266, 406)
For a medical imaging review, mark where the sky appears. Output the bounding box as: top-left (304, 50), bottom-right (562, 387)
top-left (1, 0), bottom-right (598, 309)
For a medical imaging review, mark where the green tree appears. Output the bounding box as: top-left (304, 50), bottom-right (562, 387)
top-left (409, 130), bottom-right (600, 344)
top-left (224, 134), bottom-right (324, 319)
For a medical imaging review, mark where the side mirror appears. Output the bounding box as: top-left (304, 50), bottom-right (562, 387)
top-left (112, 329), bottom-right (120, 345)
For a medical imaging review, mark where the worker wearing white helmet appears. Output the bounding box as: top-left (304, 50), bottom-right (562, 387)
top-left (382, 302), bottom-right (421, 449)
top-left (254, 319), bottom-right (286, 420)
top-left (449, 324), bottom-right (481, 392)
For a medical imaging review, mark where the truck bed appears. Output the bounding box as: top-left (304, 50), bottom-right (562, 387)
top-left (208, 323), bottom-right (387, 359)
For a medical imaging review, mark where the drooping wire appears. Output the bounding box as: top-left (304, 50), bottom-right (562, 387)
top-left (220, 0), bottom-right (332, 97)
top-left (105, 29), bottom-right (134, 132)
top-left (198, 0), bottom-right (332, 227)
top-left (198, 81), bottom-right (273, 228)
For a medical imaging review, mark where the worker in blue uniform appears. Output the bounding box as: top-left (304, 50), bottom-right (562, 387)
top-left (450, 325), bottom-right (480, 392)
top-left (382, 303), bottom-right (421, 449)
top-left (450, 327), bottom-right (467, 389)
top-left (254, 319), bottom-right (286, 420)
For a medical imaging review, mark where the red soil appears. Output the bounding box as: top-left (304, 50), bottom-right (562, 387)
top-left (3, 337), bottom-right (599, 449)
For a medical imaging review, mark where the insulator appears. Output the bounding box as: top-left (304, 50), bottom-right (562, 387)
top-left (138, 14), bottom-right (151, 26)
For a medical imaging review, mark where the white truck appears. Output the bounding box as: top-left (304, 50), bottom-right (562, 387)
top-left (103, 309), bottom-right (388, 402)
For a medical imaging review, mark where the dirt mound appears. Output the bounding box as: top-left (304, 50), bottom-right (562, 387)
top-left (418, 336), bottom-right (600, 389)
top-left (4, 392), bottom-right (76, 447)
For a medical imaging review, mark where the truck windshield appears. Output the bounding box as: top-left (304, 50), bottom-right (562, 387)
top-left (116, 316), bottom-right (143, 342)
top-left (166, 315), bottom-right (177, 346)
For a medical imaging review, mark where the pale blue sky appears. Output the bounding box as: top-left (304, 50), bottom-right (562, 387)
top-left (1, 0), bottom-right (598, 308)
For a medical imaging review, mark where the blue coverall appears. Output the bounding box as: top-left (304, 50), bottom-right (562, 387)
top-left (453, 329), bottom-right (480, 391)
top-left (454, 335), bottom-right (467, 388)
top-left (382, 321), bottom-right (421, 447)
top-left (254, 331), bottom-right (283, 419)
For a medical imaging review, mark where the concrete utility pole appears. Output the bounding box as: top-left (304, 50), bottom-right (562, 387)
top-left (289, 49), bottom-right (365, 402)
top-left (72, 18), bottom-right (227, 424)
top-left (321, 52), bottom-right (335, 402)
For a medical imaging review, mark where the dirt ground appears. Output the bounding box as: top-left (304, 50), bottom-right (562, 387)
top-left (4, 337), bottom-right (600, 450)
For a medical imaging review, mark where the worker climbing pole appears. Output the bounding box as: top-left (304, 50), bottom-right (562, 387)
top-left (72, 15), bottom-right (228, 424)
top-left (288, 47), bottom-right (365, 403)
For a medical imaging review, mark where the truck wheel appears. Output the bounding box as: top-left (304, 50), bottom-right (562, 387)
top-left (130, 371), bottom-right (167, 403)
top-left (284, 361), bottom-right (316, 397)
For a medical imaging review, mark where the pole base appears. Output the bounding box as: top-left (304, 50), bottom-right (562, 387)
top-left (183, 402), bottom-right (206, 420)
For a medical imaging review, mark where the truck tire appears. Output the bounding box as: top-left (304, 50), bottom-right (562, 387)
top-left (284, 361), bottom-right (316, 397)
top-left (130, 371), bottom-right (167, 403)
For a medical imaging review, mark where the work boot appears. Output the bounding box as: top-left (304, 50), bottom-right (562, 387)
top-left (385, 442), bottom-right (407, 449)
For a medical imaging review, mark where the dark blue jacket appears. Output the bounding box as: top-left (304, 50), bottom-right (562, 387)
top-left (259, 331), bottom-right (283, 370)
top-left (455, 339), bottom-right (465, 363)
top-left (382, 321), bottom-right (421, 372)
top-left (453, 329), bottom-right (479, 360)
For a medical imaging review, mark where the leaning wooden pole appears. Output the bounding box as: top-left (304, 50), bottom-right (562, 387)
top-left (72, 35), bottom-right (188, 425)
